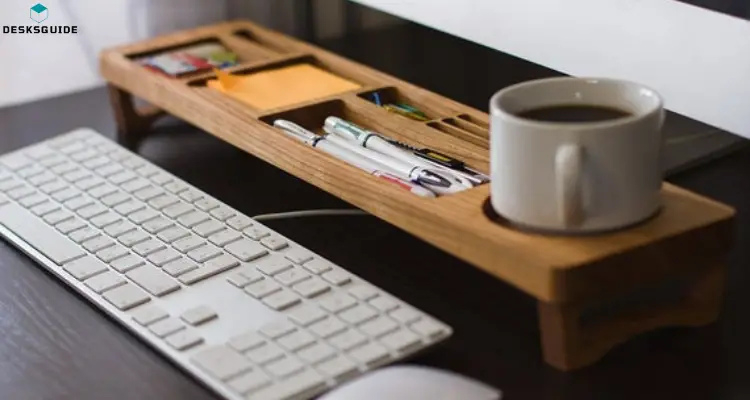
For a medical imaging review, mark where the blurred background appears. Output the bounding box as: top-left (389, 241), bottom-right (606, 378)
top-left (0, 0), bottom-right (402, 108)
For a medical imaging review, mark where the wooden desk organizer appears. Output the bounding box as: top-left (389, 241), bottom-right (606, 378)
top-left (100, 21), bottom-right (736, 370)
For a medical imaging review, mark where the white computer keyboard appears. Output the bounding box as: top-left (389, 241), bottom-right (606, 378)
top-left (0, 128), bottom-right (452, 400)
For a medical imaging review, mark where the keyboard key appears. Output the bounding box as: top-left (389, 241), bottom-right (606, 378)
top-left (284, 247), bottom-right (315, 265)
top-left (38, 180), bottom-right (68, 194)
top-left (320, 293), bottom-right (357, 314)
top-left (192, 219), bottom-right (224, 237)
top-left (322, 268), bottom-right (352, 286)
top-left (277, 329), bottom-right (315, 352)
top-left (164, 181), bottom-right (187, 194)
top-left (146, 248), bottom-right (181, 266)
top-left (102, 283), bottom-right (151, 311)
top-left (302, 258), bottom-right (334, 275)
top-left (227, 370), bottom-right (271, 395)
top-left (62, 169), bottom-right (92, 183)
top-left (309, 317), bottom-right (347, 339)
top-left (316, 355), bottom-right (358, 380)
top-left (177, 210), bottom-right (210, 228)
top-left (110, 254), bottom-right (145, 273)
top-left (90, 212), bottom-right (122, 228)
top-left (121, 178), bottom-right (151, 193)
top-left (329, 329), bottom-right (367, 351)
top-left (43, 210), bottom-right (73, 225)
top-left (165, 329), bottom-right (203, 351)
top-left (70, 149), bottom-right (98, 162)
top-left (56, 218), bottom-right (87, 234)
top-left (225, 239), bottom-right (268, 262)
top-left (64, 196), bottom-right (94, 211)
top-left (246, 342), bottom-right (285, 365)
top-left (194, 198), bottom-right (219, 212)
top-left (227, 273), bottom-right (252, 288)
top-left (19, 193), bottom-right (48, 208)
top-left (178, 254), bottom-right (239, 284)
top-left (82, 155), bottom-right (110, 169)
top-left (109, 170), bottom-right (138, 185)
top-left (63, 256), bottom-right (107, 280)
top-left (157, 226), bottom-right (190, 243)
top-left (78, 204), bottom-right (108, 219)
top-left (288, 304), bottom-right (327, 327)
top-left (0, 178), bottom-right (23, 192)
top-left (226, 215), bottom-right (253, 231)
top-left (121, 157), bottom-right (145, 170)
top-left (292, 277), bottom-right (330, 298)
top-left (410, 318), bottom-right (448, 339)
top-left (349, 342), bottom-right (389, 367)
top-left (88, 184), bottom-right (118, 199)
top-left (0, 152), bottom-right (32, 170)
top-left (30, 201), bottom-right (60, 216)
top-left (82, 236), bottom-right (115, 253)
top-left (127, 265), bottom-right (180, 297)
top-left (104, 220), bottom-right (136, 237)
top-left (243, 226), bottom-right (271, 240)
top-left (257, 257), bottom-right (293, 276)
top-left (390, 307), bottom-right (422, 324)
top-left (7, 185), bottom-right (36, 200)
top-left (163, 202), bottom-right (193, 218)
top-left (266, 357), bottom-right (304, 378)
top-left (17, 165), bottom-right (45, 179)
top-left (349, 284), bottom-right (380, 301)
top-left (131, 305), bottom-right (168, 326)
top-left (84, 271), bottom-right (126, 294)
top-left (75, 177), bottom-right (105, 191)
top-left (132, 239), bottom-right (165, 257)
top-left (148, 194), bottom-right (179, 210)
top-left (228, 331), bottom-right (265, 352)
top-left (94, 163), bottom-right (124, 177)
top-left (163, 258), bottom-right (198, 277)
top-left (208, 229), bottom-right (242, 246)
top-left (52, 187), bottom-right (81, 202)
top-left (186, 244), bottom-right (221, 263)
top-left (359, 316), bottom-right (399, 338)
top-left (173, 235), bottom-right (205, 253)
top-left (28, 172), bottom-right (56, 186)
top-left (295, 343), bottom-right (335, 370)
top-left (244, 279), bottom-right (281, 299)
top-left (96, 244), bottom-right (129, 263)
top-left (114, 200), bottom-right (145, 216)
top-left (260, 235), bottom-right (288, 251)
top-left (263, 289), bottom-right (301, 311)
top-left (135, 165), bottom-right (160, 178)
top-left (192, 345), bottom-right (252, 381)
top-left (118, 229), bottom-right (150, 247)
top-left (129, 209), bottom-right (159, 224)
top-left (179, 189), bottom-right (204, 203)
top-left (149, 317), bottom-right (185, 338)
top-left (101, 192), bottom-right (130, 207)
top-left (209, 206), bottom-right (235, 221)
top-left (181, 305), bottom-right (217, 326)
top-left (380, 329), bottom-right (421, 353)
top-left (276, 267), bottom-right (311, 286)
top-left (134, 186), bottom-right (164, 201)
top-left (339, 304), bottom-right (378, 325)
top-left (369, 296), bottom-right (400, 312)
top-left (68, 226), bottom-right (100, 243)
top-left (260, 319), bottom-right (297, 339)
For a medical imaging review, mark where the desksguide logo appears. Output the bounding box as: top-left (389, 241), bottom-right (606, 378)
top-left (2, 3), bottom-right (79, 34)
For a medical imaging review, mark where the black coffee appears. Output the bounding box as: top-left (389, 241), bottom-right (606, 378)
top-left (516, 105), bottom-right (631, 123)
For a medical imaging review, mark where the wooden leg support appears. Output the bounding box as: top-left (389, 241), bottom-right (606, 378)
top-left (538, 263), bottom-right (726, 370)
top-left (107, 84), bottom-right (166, 150)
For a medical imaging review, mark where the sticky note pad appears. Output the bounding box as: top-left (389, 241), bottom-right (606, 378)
top-left (207, 64), bottom-right (361, 110)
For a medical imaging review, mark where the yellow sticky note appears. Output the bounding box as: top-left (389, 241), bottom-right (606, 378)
top-left (207, 64), bottom-right (361, 110)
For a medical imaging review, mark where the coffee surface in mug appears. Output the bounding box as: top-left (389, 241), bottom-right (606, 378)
top-left (516, 105), bottom-right (631, 123)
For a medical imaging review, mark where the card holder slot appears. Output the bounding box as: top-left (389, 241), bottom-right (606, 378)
top-left (185, 54), bottom-right (311, 87)
top-left (444, 117), bottom-right (489, 139)
top-left (231, 28), bottom-right (297, 54)
top-left (219, 33), bottom-right (281, 60)
top-left (426, 121), bottom-right (489, 149)
top-left (457, 113), bottom-right (490, 129)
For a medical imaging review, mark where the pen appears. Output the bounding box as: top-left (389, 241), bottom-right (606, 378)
top-left (323, 117), bottom-right (474, 191)
top-left (273, 120), bottom-right (436, 198)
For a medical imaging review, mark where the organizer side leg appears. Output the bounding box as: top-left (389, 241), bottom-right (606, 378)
top-left (107, 84), bottom-right (165, 150)
top-left (538, 262), bottom-right (725, 371)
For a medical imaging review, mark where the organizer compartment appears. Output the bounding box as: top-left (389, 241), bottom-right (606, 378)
top-left (427, 120), bottom-right (489, 149)
top-left (357, 87), bottom-right (454, 122)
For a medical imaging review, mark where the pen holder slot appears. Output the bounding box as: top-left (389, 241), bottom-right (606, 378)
top-left (427, 121), bottom-right (489, 149)
top-left (357, 87), bottom-right (457, 122)
top-left (457, 113), bottom-right (490, 130)
top-left (443, 117), bottom-right (489, 140)
top-left (125, 36), bottom-right (265, 80)
top-left (232, 29), bottom-right (296, 54)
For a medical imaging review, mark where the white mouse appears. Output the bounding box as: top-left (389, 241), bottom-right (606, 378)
top-left (318, 365), bottom-right (502, 400)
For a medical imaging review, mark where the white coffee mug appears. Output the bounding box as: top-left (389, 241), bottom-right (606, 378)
top-left (489, 77), bottom-right (665, 234)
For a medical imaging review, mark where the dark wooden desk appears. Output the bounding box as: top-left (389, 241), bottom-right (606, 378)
top-left (1, 22), bottom-right (749, 400)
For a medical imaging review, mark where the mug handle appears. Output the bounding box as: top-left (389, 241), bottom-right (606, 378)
top-left (555, 144), bottom-right (584, 227)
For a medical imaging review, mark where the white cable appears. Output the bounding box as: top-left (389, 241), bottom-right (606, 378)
top-left (252, 209), bottom-right (369, 221)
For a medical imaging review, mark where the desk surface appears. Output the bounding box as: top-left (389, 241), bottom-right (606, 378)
top-left (1, 22), bottom-right (749, 400)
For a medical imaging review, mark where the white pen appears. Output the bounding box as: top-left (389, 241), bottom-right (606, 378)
top-left (324, 116), bottom-right (475, 190)
top-left (273, 120), bottom-right (436, 198)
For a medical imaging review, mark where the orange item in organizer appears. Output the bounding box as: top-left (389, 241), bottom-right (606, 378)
top-left (206, 64), bottom-right (361, 111)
